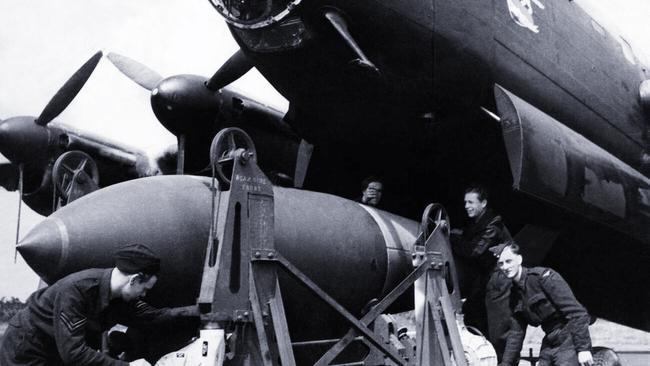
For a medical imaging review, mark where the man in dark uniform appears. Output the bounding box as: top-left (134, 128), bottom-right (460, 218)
top-left (450, 184), bottom-right (511, 338)
top-left (491, 242), bottom-right (594, 366)
top-left (0, 243), bottom-right (199, 366)
top-left (356, 176), bottom-right (384, 208)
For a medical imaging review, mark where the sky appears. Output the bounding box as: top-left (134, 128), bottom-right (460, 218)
top-left (0, 0), bottom-right (649, 303)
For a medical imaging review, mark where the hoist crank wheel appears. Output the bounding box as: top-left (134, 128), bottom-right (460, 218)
top-left (210, 127), bottom-right (257, 185)
top-left (52, 151), bottom-right (99, 199)
top-left (420, 203), bottom-right (449, 240)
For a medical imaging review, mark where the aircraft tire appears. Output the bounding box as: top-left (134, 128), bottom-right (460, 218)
top-left (592, 346), bottom-right (621, 366)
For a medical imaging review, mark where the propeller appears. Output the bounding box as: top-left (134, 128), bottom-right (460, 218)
top-left (0, 51), bottom-right (103, 252)
top-left (0, 51), bottom-right (104, 164)
top-left (106, 50), bottom-right (254, 174)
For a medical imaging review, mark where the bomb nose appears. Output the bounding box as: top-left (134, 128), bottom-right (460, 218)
top-left (17, 218), bottom-right (65, 284)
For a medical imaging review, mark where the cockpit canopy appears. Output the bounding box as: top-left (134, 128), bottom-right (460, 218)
top-left (208, 0), bottom-right (302, 29)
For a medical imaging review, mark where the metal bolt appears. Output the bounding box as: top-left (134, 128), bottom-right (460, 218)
top-left (240, 151), bottom-right (254, 165)
top-left (237, 315), bottom-right (243, 321)
top-left (267, 252), bottom-right (274, 258)
top-left (244, 311), bottom-right (249, 316)
top-left (254, 251), bottom-right (261, 258)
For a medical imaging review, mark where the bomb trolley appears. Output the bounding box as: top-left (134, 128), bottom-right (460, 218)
top-left (180, 128), bottom-right (489, 366)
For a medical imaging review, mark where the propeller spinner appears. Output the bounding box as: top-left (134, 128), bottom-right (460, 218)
top-left (106, 50), bottom-right (254, 174)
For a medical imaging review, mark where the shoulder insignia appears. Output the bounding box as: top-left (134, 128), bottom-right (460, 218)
top-left (134, 300), bottom-right (153, 315)
top-left (60, 312), bottom-right (87, 333)
top-left (543, 270), bottom-right (550, 277)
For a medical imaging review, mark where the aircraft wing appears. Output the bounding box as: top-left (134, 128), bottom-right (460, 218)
top-left (2, 121), bottom-right (166, 216)
top-left (54, 123), bottom-right (166, 180)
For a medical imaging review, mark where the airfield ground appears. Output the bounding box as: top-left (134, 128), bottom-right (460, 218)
top-left (1, 319), bottom-right (648, 365)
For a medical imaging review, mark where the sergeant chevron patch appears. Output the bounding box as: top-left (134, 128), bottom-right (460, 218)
top-left (60, 312), bottom-right (87, 333)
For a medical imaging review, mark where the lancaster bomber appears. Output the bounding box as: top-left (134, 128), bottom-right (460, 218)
top-left (199, 0), bottom-right (650, 331)
top-left (7, 0), bottom-right (650, 365)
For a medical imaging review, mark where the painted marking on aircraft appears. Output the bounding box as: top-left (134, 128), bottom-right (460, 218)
top-left (583, 167), bottom-right (626, 218)
top-left (506, 0), bottom-right (545, 34)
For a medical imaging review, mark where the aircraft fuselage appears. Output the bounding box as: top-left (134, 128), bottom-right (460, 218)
top-left (216, 0), bottom-right (650, 331)
top-left (229, 0), bottom-right (649, 169)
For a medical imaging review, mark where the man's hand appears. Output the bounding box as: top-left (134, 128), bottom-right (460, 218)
top-left (130, 359), bottom-right (151, 366)
top-left (577, 350), bottom-right (593, 365)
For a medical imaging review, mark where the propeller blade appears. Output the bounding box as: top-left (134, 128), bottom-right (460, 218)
top-left (205, 49), bottom-right (254, 91)
top-left (36, 51), bottom-right (103, 126)
top-left (107, 52), bottom-right (164, 91)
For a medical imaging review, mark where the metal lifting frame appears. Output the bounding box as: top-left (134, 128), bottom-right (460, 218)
top-left (314, 205), bottom-right (468, 366)
top-left (197, 128), bottom-right (295, 366)
top-left (196, 128), bottom-right (467, 366)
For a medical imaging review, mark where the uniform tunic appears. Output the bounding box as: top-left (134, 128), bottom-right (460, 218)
top-left (451, 209), bottom-right (511, 344)
top-left (501, 267), bottom-right (592, 366)
top-left (0, 268), bottom-right (197, 366)
top-left (452, 209), bottom-right (511, 271)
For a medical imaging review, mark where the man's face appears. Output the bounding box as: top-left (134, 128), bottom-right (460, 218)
top-left (122, 274), bottom-right (158, 302)
top-left (362, 181), bottom-right (383, 206)
top-left (464, 192), bottom-right (487, 219)
top-left (497, 247), bottom-right (522, 279)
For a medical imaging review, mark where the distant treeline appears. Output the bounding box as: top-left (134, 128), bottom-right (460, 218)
top-left (0, 297), bottom-right (25, 321)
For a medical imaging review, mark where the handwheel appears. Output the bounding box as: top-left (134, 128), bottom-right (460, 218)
top-left (420, 203), bottom-right (450, 240)
top-left (210, 127), bottom-right (257, 185)
top-left (52, 151), bottom-right (99, 201)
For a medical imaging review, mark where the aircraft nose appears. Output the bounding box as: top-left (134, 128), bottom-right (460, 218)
top-left (0, 117), bottom-right (50, 163)
top-left (17, 219), bottom-right (64, 283)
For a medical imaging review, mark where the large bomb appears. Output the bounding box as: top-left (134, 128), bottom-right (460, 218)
top-left (18, 175), bottom-right (419, 343)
